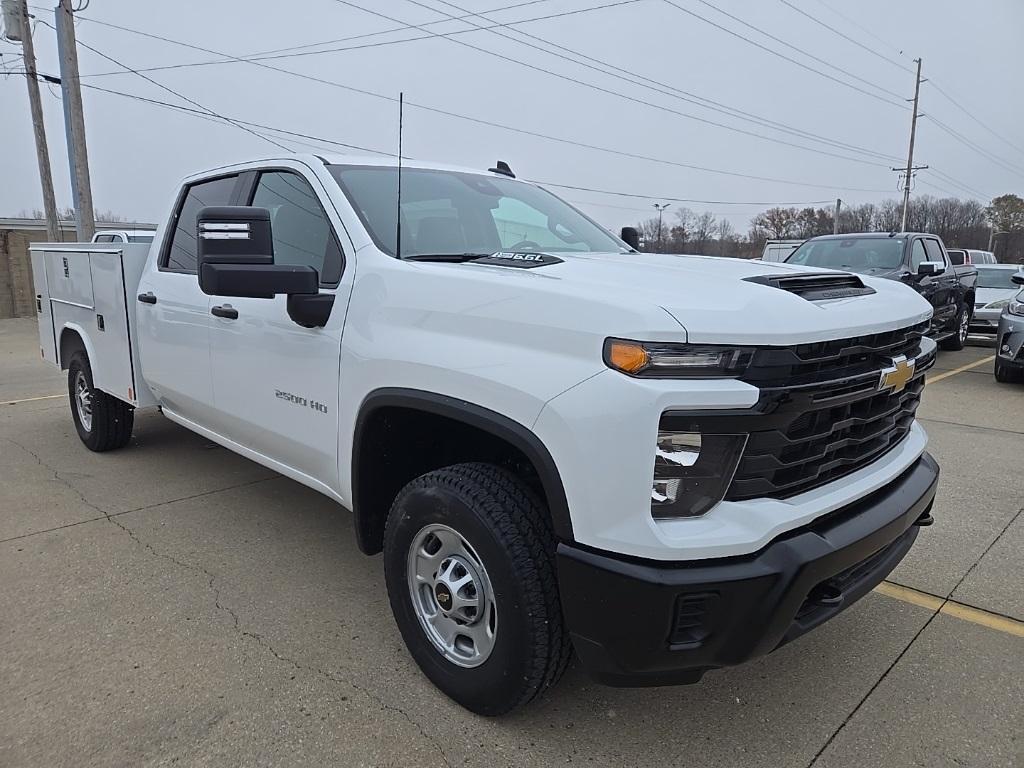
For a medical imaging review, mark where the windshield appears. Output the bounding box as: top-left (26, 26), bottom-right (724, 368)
top-left (128, 235), bottom-right (154, 243)
top-left (329, 165), bottom-right (626, 257)
top-left (977, 267), bottom-right (1021, 289)
top-left (786, 237), bottom-right (905, 273)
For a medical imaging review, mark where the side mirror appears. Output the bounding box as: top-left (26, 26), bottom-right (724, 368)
top-left (917, 261), bottom-right (945, 277)
top-left (196, 206), bottom-right (318, 298)
top-left (620, 226), bottom-right (640, 250)
top-left (1012, 272), bottom-right (1024, 286)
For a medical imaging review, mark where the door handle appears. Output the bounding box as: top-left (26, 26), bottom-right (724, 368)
top-left (211, 304), bottom-right (239, 320)
top-left (137, 292), bottom-right (157, 304)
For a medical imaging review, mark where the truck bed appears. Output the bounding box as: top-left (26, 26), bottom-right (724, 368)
top-left (30, 243), bottom-right (157, 408)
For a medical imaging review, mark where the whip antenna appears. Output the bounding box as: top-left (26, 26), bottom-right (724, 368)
top-left (396, 91), bottom-right (404, 258)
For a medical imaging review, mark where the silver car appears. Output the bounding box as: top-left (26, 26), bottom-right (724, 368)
top-left (994, 276), bottom-right (1024, 383)
top-left (971, 265), bottom-right (1024, 334)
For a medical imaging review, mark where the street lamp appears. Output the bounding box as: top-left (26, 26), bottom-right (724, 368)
top-left (653, 203), bottom-right (670, 252)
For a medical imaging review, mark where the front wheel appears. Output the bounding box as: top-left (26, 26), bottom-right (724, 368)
top-left (994, 356), bottom-right (1021, 383)
top-left (383, 463), bottom-right (571, 716)
top-left (68, 351), bottom-right (134, 451)
top-left (939, 304), bottom-right (971, 351)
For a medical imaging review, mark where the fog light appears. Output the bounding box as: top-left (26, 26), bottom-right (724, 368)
top-left (651, 428), bottom-right (747, 519)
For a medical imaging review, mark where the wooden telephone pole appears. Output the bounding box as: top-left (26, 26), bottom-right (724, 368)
top-left (8, 0), bottom-right (61, 241)
top-left (54, 0), bottom-right (95, 240)
top-left (893, 58), bottom-right (928, 233)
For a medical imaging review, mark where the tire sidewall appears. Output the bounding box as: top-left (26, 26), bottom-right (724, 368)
top-left (68, 353), bottom-right (97, 447)
top-left (384, 481), bottom-right (546, 716)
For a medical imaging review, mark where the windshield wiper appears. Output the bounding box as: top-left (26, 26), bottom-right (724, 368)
top-left (403, 252), bottom-right (493, 263)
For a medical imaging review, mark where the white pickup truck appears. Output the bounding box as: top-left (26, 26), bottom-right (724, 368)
top-left (31, 154), bottom-right (940, 715)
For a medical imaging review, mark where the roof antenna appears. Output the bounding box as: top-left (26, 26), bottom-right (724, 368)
top-left (396, 91), bottom-right (404, 259)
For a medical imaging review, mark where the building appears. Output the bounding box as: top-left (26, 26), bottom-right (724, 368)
top-left (0, 218), bottom-right (156, 318)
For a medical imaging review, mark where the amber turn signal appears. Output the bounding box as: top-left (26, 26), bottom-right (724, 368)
top-left (606, 340), bottom-right (650, 374)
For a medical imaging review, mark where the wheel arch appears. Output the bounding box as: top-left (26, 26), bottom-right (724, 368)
top-left (351, 388), bottom-right (573, 555)
top-left (58, 323), bottom-right (96, 370)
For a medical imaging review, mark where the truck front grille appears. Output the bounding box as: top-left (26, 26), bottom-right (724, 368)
top-left (725, 322), bottom-right (933, 501)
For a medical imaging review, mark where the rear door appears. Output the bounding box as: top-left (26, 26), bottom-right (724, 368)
top-left (207, 166), bottom-right (353, 491)
top-left (923, 238), bottom-right (958, 330)
top-left (136, 174), bottom-right (242, 427)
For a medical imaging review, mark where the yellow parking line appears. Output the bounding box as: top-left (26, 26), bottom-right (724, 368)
top-left (927, 356), bottom-right (995, 384)
top-left (0, 394), bottom-right (64, 406)
top-left (875, 581), bottom-right (1024, 638)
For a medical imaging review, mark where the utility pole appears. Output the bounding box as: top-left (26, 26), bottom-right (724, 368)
top-left (892, 58), bottom-right (927, 233)
top-left (7, 0), bottom-right (61, 241)
top-left (54, 0), bottom-right (95, 240)
top-left (833, 198), bottom-right (841, 234)
top-left (653, 203), bottom-right (670, 252)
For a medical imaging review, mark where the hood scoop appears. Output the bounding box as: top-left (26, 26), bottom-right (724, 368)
top-left (743, 273), bottom-right (876, 301)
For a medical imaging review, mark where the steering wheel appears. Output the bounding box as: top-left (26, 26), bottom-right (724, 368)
top-left (505, 240), bottom-right (542, 252)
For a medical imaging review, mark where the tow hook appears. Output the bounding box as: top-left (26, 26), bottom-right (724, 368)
top-left (807, 581), bottom-right (844, 609)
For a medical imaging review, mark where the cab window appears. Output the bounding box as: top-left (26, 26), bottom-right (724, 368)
top-left (163, 175), bottom-right (240, 272)
top-left (250, 171), bottom-right (343, 286)
top-left (923, 239), bottom-right (947, 266)
top-left (910, 240), bottom-right (928, 272)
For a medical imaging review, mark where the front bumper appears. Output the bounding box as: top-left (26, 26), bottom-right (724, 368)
top-left (969, 309), bottom-right (1001, 333)
top-left (557, 451), bottom-right (939, 687)
top-left (997, 312), bottom-right (1024, 364)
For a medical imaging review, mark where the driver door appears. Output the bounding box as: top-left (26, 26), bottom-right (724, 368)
top-left (207, 168), bottom-right (353, 490)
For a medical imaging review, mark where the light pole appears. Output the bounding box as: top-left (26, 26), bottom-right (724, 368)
top-left (653, 203), bottom-right (670, 252)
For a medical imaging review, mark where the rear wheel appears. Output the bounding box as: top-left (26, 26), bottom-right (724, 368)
top-left (383, 463), bottom-right (571, 716)
top-left (939, 304), bottom-right (971, 351)
top-left (68, 351), bottom-right (134, 451)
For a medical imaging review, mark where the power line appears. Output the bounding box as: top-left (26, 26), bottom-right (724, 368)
top-left (57, 14), bottom-right (897, 193)
top-left (244, 0), bottom-right (555, 58)
top-left (925, 167), bottom-right (989, 200)
top-left (809, 0), bottom-right (908, 63)
top-left (927, 80), bottom-right (1024, 162)
top-left (775, 0), bottom-right (913, 74)
top-left (924, 114), bottom-right (1024, 179)
top-left (330, 0), bottom-right (893, 167)
top-left (74, 2), bottom-right (636, 77)
top-left (42, 23), bottom-right (292, 151)
top-left (661, 0), bottom-right (908, 108)
top-left (529, 180), bottom-right (833, 206)
top-left (403, 0), bottom-right (903, 163)
top-left (65, 77), bottom-right (851, 211)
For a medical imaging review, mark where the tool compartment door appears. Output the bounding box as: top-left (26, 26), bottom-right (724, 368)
top-left (88, 251), bottom-right (137, 404)
top-left (30, 249), bottom-right (57, 364)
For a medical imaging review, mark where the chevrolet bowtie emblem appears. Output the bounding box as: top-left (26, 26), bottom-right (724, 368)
top-left (879, 356), bottom-right (916, 393)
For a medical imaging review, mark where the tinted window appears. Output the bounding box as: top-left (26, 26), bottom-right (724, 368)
top-left (786, 237), bottom-right (904, 273)
top-left (165, 175), bottom-right (239, 272)
top-left (128, 235), bottom-right (154, 244)
top-left (923, 239), bottom-right (946, 265)
top-left (909, 240), bottom-right (928, 271)
top-left (976, 268), bottom-right (1021, 289)
top-left (947, 249), bottom-right (965, 265)
top-left (251, 171), bottom-right (342, 285)
top-left (94, 234), bottom-right (114, 243)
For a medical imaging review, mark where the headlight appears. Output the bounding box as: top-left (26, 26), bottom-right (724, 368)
top-left (1010, 296), bottom-right (1024, 317)
top-left (605, 338), bottom-right (753, 378)
top-left (651, 428), bottom-right (747, 518)
top-left (985, 299), bottom-right (1010, 310)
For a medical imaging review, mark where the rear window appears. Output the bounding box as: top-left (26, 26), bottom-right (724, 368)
top-left (947, 249), bottom-right (965, 265)
top-left (128, 235), bottom-right (154, 244)
top-left (976, 268), bottom-right (1020, 289)
top-left (786, 238), bottom-right (904, 273)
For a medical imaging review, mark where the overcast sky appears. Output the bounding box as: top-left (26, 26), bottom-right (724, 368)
top-left (2, 0), bottom-right (1022, 233)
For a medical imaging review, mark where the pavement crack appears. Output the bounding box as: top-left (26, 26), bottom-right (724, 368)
top-left (4, 437), bottom-right (451, 767)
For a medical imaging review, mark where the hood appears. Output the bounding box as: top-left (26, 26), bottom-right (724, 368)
top-left (464, 251), bottom-right (934, 345)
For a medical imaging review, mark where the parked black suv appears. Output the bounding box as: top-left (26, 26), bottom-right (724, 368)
top-left (786, 233), bottom-right (978, 350)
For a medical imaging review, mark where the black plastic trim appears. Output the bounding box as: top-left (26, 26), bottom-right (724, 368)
top-left (557, 452), bottom-right (938, 687)
top-left (352, 388), bottom-right (573, 553)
